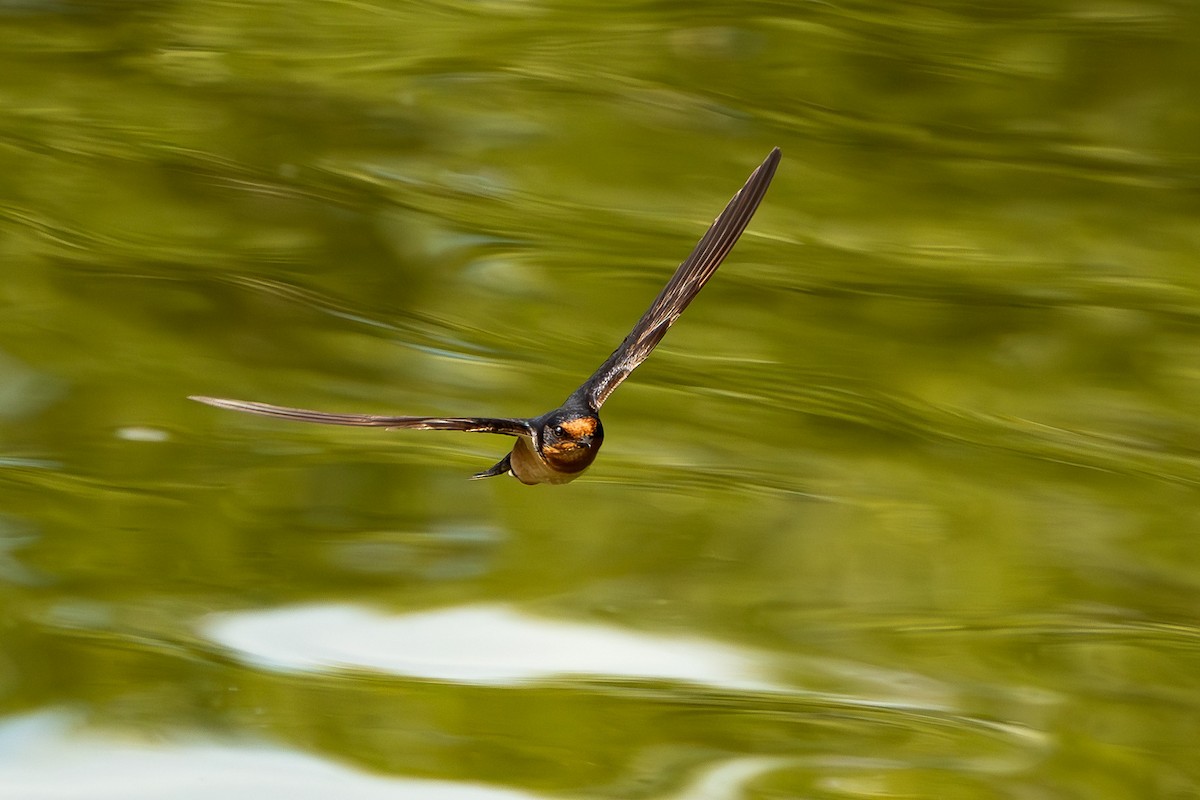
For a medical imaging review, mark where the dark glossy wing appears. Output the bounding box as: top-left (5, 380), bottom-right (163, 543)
top-left (575, 147), bottom-right (781, 411)
top-left (189, 396), bottom-right (532, 437)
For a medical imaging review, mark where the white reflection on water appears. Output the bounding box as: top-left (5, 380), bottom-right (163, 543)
top-left (0, 710), bottom-right (788, 800)
top-left (200, 602), bottom-right (781, 691)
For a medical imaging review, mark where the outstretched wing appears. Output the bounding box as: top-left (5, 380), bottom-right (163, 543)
top-left (575, 147), bottom-right (781, 411)
top-left (189, 396), bottom-right (532, 437)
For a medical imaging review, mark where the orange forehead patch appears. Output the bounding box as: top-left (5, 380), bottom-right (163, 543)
top-left (561, 417), bottom-right (597, 437)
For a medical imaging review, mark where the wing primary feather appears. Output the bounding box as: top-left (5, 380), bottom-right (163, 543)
top-left (578, 147), bottom-right (781, 410)
top-left (189, 396), bottom-right (531, 436)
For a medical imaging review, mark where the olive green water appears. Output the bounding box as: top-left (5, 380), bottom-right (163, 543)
top-left (2, 1), bottom-right (1200, 797)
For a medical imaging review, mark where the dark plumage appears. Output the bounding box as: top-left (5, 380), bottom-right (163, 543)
top-left (192, 148), bottom-right (780, 484)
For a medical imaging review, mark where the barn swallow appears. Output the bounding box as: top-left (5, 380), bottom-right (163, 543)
top-left (192, 147), bottom-right (780, 485)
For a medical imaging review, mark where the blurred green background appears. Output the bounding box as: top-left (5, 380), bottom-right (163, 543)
top-left (2, 0), bottom-right (1200, 797)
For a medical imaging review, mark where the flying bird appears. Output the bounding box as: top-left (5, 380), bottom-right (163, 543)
top-left (192, 148), bottom-right (780, 484)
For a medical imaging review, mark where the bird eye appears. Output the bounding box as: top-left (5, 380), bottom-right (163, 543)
top-left (553, 425), bottom-right (566, 437)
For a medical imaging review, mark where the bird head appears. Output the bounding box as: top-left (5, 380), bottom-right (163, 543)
top-left (537, 411), bottom-right (604, 471)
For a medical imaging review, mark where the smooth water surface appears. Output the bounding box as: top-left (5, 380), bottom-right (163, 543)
top-left (2, 1), bottom-right (1200, 797)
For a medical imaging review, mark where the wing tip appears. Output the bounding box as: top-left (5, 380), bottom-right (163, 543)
top-left (757, 147), bottom-right (782, 180)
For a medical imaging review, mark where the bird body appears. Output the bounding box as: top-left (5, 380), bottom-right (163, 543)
top-left (509, 421), bottom-right (597, 485)
top-left (192, 148), bottom-right (780, 484)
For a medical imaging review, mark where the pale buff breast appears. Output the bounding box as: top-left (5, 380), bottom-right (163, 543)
top-left (508, 436), bottom-right (586, 485)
